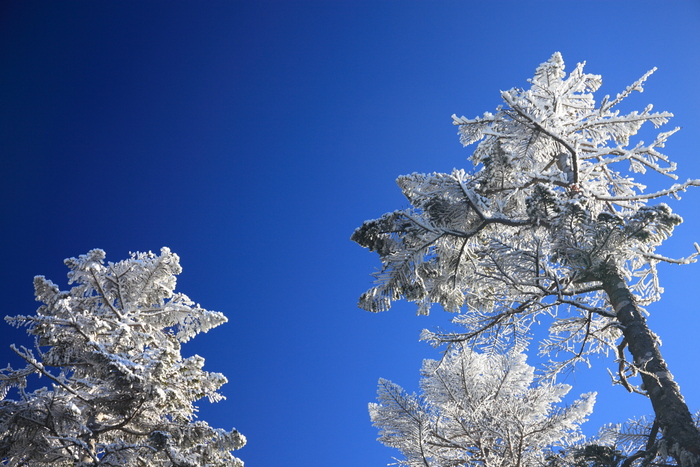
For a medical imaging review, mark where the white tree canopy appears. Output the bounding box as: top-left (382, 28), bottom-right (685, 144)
top-left (0, 248), bottom-right (245, 466)
top-left (370, 347), bottom-right (595, 467)
top-left (352, 52), bottom-right (699, 372)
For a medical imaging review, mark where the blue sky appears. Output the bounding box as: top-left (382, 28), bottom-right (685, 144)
top-left (1, 2), bottom-right (700, 465)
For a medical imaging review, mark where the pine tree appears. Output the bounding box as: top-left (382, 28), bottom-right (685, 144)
top-left (353, 53), bottom-right (700, 465)
top-left (370, 346), bottom-right (595, 466)
top-left (0, 248), bottom-right (245, 466)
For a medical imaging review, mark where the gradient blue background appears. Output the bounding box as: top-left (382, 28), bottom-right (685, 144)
top-left (1, 2), bottom-right (699, 465)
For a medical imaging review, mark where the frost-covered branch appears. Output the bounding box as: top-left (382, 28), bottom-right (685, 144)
top-left (594, 178), bottom-right (700, 202)
top-left (501, 90), bottom-right (581, 184)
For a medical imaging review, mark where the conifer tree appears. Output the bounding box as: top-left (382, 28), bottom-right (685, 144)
top-left (0, 248), bottom-right (245, 466)
top-left (354, 53), bottom-right (700, 466)
top-left (370, 346), bottom-right (595, 466)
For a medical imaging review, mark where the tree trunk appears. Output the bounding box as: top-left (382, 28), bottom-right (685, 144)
top-left (601, 263), bottom-right (700, 465)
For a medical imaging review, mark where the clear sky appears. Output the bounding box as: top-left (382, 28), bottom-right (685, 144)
top-left (1, 2), bottom-right (699, 466)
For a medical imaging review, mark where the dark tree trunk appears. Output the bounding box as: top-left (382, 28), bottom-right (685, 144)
top-left (601, 263), bottom-right (700, 465)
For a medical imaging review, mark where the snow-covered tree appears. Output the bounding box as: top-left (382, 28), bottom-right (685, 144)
top-left (0, 248), bottom-right (245, 466)
top-left (353, 53), bottom-right (700, 465)
top-left (370, 346), bottom-right (595, 467)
